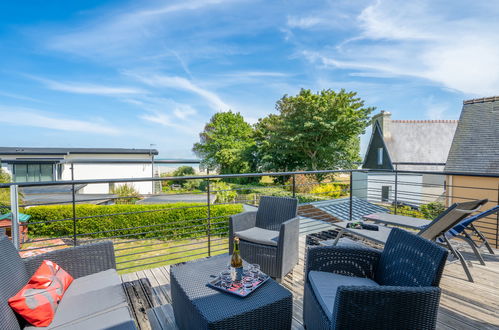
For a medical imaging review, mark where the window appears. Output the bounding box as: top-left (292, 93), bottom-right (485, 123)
top-left (14, 164), bottom-right (54, 182)
top-left (381, 186), bottom-right (390, 202)
top-left (377, 147), bottom-right (383, 165)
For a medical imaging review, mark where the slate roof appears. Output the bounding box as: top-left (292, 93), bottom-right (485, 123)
top-left (0, 147), bottom-right (158, 155)
top-left (445, 97), bottom-right (499, 174)
top-left (385, 120), bottom-right (458, 171)
top-left (310, 197), bottom-right (389, 221)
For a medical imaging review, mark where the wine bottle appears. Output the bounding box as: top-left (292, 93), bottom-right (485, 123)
top-left (231, 237), bottom-right (243, 282)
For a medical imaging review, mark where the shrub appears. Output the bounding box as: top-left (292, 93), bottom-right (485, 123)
top-left (183, 179), bottom-right (202, 191)
top-left (310, 184), bottom-right (342, 198)
top-left (212, 182), bottom-right (237, 203)
top-left (111, 183), bottom-right (140, 204)
top-left (420, 202), bottom-right (446, 220)
top-left (24, 203), bottom-right (243, 240)
top-left (388, 205), bottom-right (424, 218)
top-left (170, 166), bottom-right (196, 186)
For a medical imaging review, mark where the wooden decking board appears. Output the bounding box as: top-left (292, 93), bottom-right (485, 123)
top-left (121, 222), bottom-right (499, 329)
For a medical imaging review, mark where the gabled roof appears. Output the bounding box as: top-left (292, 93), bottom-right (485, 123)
top-left (0, 147), bottom-right (159, 155)
top-left (445, 97), bottom-right (499, 174)
top-left (384, 120), bottom-right (457, 171)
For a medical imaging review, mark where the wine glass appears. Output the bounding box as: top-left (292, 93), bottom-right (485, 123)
top-left (250, 264), bottom-right (261, 282)
top-left (219, 270), bottom-right (232, 289)
top-left (242, 276), bottom-right (253, 293)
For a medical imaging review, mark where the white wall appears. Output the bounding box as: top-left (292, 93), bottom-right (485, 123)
top-left (61, 163), bottom-right (153, 194)
top-left (357, 173), bottom-right (424, 205)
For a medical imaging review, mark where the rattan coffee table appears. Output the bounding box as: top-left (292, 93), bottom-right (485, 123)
top-left (170, 255), bottom-right (293, 330)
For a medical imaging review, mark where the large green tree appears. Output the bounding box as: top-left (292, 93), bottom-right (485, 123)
top-left (193, 111), bottom-right (256, 179)
top-left (255, 89), bottom-right (373, 176)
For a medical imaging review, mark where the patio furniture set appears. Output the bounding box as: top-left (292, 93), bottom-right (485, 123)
top-left (1, 195), bottom-right (495, 329)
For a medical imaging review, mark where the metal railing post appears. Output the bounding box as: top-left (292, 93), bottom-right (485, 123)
top-left (206, 176), bottom-right (211, 257)
top-left (71, 164), bottom-right (77, 246)
top-left (292, 174), bottom-right (296, 198)
top-left (394, 168), bottom-right (398, 215)
top-left (10, 184), bottom-right (20, 250)
top-left (349, 171), bottom-right (353, 221)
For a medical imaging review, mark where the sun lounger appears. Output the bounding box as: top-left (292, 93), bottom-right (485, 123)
top-left (364, 205), bottom-right (498, 265)
top-left (331, 199), bottom-right (488, 282)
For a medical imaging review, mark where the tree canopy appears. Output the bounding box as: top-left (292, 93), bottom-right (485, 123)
top-left (192, 111), bottom-right (256, 177)
top-left (255, 89), bottom-right (373, 174)
top-left (193, 89), bottom-right (373, 180)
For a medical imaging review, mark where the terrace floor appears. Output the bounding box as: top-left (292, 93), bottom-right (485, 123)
top-left (120, 218), bottom-right (499, 330)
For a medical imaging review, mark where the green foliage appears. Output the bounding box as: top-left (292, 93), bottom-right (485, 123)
top-left (192, 111), bottom-right (257, 183)
top-left (0, 169), bottom-right (23, 208)
top-left (255, 89), bottom-right (373, 180)
top-left (24, 203), bottom-right (243, 239)
top-left (310, 183), bottom-right (346, 199)
top-left (239, 186), bottom-right (327, 204)
top-left (110, 184), bottom-right (140, 204)
top-left (388, 205), bottom-right (424, 218)
top-left (170, 166), bottom-right (196, 186)
top-left (420, 202), bottom-right (446, 220)
top-left (212, 182), bottom-right (238, 203)
top-left (0, 168), bottom-right (10, 183)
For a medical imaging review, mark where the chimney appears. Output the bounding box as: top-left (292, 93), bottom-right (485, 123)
top-left (372, 111), bottom-right (391, 139)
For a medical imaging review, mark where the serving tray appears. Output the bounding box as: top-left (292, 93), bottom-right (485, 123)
top-left (207, 272), bottom-right (270, 297)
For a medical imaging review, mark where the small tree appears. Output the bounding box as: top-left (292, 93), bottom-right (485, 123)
top-left (111, 184), bottom-right (140, 204)
top-left (193, 111), bottom-right (257, 183)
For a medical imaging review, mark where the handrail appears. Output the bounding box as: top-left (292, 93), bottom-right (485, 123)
top-left (1, 168), bottom-right (498, 188)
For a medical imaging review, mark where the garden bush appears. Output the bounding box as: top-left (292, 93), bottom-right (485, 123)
top-left (420, 202), bottom-right (445, 220)
top-left (309, 183), bottom-right (349, 198)
top-left (211, 182), bottom-right (237, 203)
top-left (24, 203), bottom-right (243, 240)
top-left (110, 183), bottom-right (140, 204)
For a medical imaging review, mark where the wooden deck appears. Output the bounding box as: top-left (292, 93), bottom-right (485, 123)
top-left (120, 219), bottom-right (499, 330)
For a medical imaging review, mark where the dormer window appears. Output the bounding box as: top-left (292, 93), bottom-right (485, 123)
top-left (377, 148), bottom-right (383, 165)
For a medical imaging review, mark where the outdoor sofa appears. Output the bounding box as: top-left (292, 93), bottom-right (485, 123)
top-left (0, 234), bottom-right (136, 330)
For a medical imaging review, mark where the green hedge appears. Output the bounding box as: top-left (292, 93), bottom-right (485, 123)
top-left (25, 203), bottom-right (243, 240)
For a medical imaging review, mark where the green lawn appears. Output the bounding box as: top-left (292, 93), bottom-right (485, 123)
top-left (112, 236), bottom-right (229, 274)
top-left (22, 236), bottom-right (229, 274)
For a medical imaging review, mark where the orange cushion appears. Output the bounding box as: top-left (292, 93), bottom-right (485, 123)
top-left (8, 260), bottom-right (73, 327)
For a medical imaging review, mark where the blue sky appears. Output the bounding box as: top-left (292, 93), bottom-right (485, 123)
top-left (0, 0), bottom-right (498, 158)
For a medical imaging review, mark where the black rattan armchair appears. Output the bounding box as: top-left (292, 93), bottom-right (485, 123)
top-left (303, 228), bottom-right (448, 329)
top-left (229, 196), bottom-right (299, 280)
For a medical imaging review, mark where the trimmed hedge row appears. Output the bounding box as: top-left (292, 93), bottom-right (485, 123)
top-left (24, 203), bottom-right (243, 240)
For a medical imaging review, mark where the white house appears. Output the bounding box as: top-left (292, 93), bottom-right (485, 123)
top-left (354, 112), bottom-right (458, 206)
top-left (0, 147), bottom-right (158, 194)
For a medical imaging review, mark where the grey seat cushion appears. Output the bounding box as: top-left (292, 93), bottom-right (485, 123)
top-left (308, 271), bottom-right (379, 319)
top-left (24, 269), bottom-right (134, 330)
top-left (235, 227), bottom-right (280, 246)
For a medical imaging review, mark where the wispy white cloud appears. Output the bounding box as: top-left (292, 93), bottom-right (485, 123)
top-left (224, 71), bottom-right (290, 78)
top-left (128, 73), bottom-right (231, 111)
top-left (46, 0), bottom-right (237, 58)
top-left (422, 96), bottom-right (451, 120)
top-left (31, 76), bottom-right (144, 95)
top-left (0, 91), bottom-right (47, 103)
top-left (0, 106), bottom-right (121, 135)
top-left (298, 0), bottom-right (499, 96)
top-left (287, 16), bottom-right (326, 29)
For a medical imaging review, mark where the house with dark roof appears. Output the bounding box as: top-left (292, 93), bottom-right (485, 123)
top-left (0, 147), bottom-right (159, 194)
top-left (445, 96), bottom-right (499, 247)
top-left (354, 111), bottom-right (458, 205)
